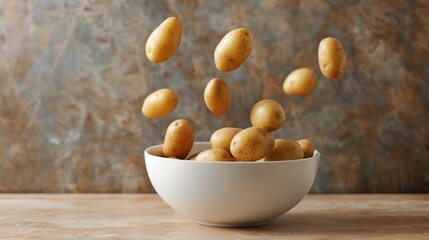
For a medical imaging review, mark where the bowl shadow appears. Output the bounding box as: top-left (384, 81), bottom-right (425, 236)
top-left (220, 211), bottom-right (429, 236)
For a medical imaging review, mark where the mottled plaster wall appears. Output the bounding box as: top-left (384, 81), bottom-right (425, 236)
top-left (0, 0), bottom-right (428, 193)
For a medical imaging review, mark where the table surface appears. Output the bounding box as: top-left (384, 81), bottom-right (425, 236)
top-left (0, 194), bottom-right (427, 239)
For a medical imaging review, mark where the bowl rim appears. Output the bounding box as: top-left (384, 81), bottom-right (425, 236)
top-left (145, 141), bottom-right (320, 164)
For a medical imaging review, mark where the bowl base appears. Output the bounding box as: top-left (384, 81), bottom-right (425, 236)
top-left (194, 219), bottom-right (272, 228)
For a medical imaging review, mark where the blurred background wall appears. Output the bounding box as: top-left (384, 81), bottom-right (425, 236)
top-left (0, 0), bottom-right (428, 193)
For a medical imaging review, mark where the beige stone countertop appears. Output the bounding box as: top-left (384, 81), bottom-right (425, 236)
top-left (0, 194), bottom-right (427, 239)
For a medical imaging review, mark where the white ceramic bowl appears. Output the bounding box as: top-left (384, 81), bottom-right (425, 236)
top-left (145, 142), bottom-right (320, 227)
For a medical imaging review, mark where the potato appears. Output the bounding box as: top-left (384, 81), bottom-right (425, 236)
top-left (297, 139), bottom-right (315, 158)
top-left (163, 119), bottom-right (194, 159)
top-left (204, 78), bottom-right (231, 115)
top-left (263, 139), bottom-right (303, 161)
top-left (230, 127), bottom-right (274, 161)
top-left (195, 149), bottom-right (235, 162)
top-left (210, 127), bottom-right (242, 152)
top-left (142, 88), bottom-right (178, 118)
top-left (318, 37), bottom-right (346, 80)
top-left (146, 17), bottom-right (182, 63)
top-left (250, 99), bottom-right (286, 132)
top-left (260, 127), bottom-right (275, 151)
top-left (214, 28), bottom-right (253, 72)
top-left (186, 152), bottom-right (200, 160)
top-left (283, 68), bottom-right (318, 96)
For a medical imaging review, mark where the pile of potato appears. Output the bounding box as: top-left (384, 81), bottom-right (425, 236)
top-left (141, 17), bottom-right (346, 162)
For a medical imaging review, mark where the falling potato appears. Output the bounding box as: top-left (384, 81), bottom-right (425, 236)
top-left (214, 28), bottom-right (253, 72)
top-left (204, 78), bottom-right (231, 115)
top-left (283, 68), bottom-right (318, 96)
top-left (142, 88), bottom-right (178, 118)
top-left (318, 37), bottom-right (347, 80)
top-left (250, 99), bottom-right (286, 132)
top-left (146, 17), bottom-right (182, 63)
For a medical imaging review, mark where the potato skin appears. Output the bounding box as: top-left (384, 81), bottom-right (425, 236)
top-left (142, 88), bottom-right (178, 118)
top-left (260, 127), bottom-right (275, 151)
top-left (297, 139), bottom-right (315, 158)
top-left (163, 119), bottom-right (194, 159)
top-left (230, 127), bottom-right (274, 161)
top-left (283, 68), bottom-right (318, 96)
top-left (204, 78), bottom-right (231, 115)
top-left (210, 127), bottom-right (242, 153)
top-left (318, 37), bottom-right (346, 80)
top-left (195, 149), bottom-right (235, 162)
top-left (263, 139), bottom-right (304, 161)
top-left (250, 99), bottom-right (286, 132)
top-left (146, 17), bottom-right (182, 63)
top-left (214, 28), bottom-right (253, 72)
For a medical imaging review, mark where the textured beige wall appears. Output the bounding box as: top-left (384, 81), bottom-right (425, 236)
top-left (0, 0), bottom-right (428, 193)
